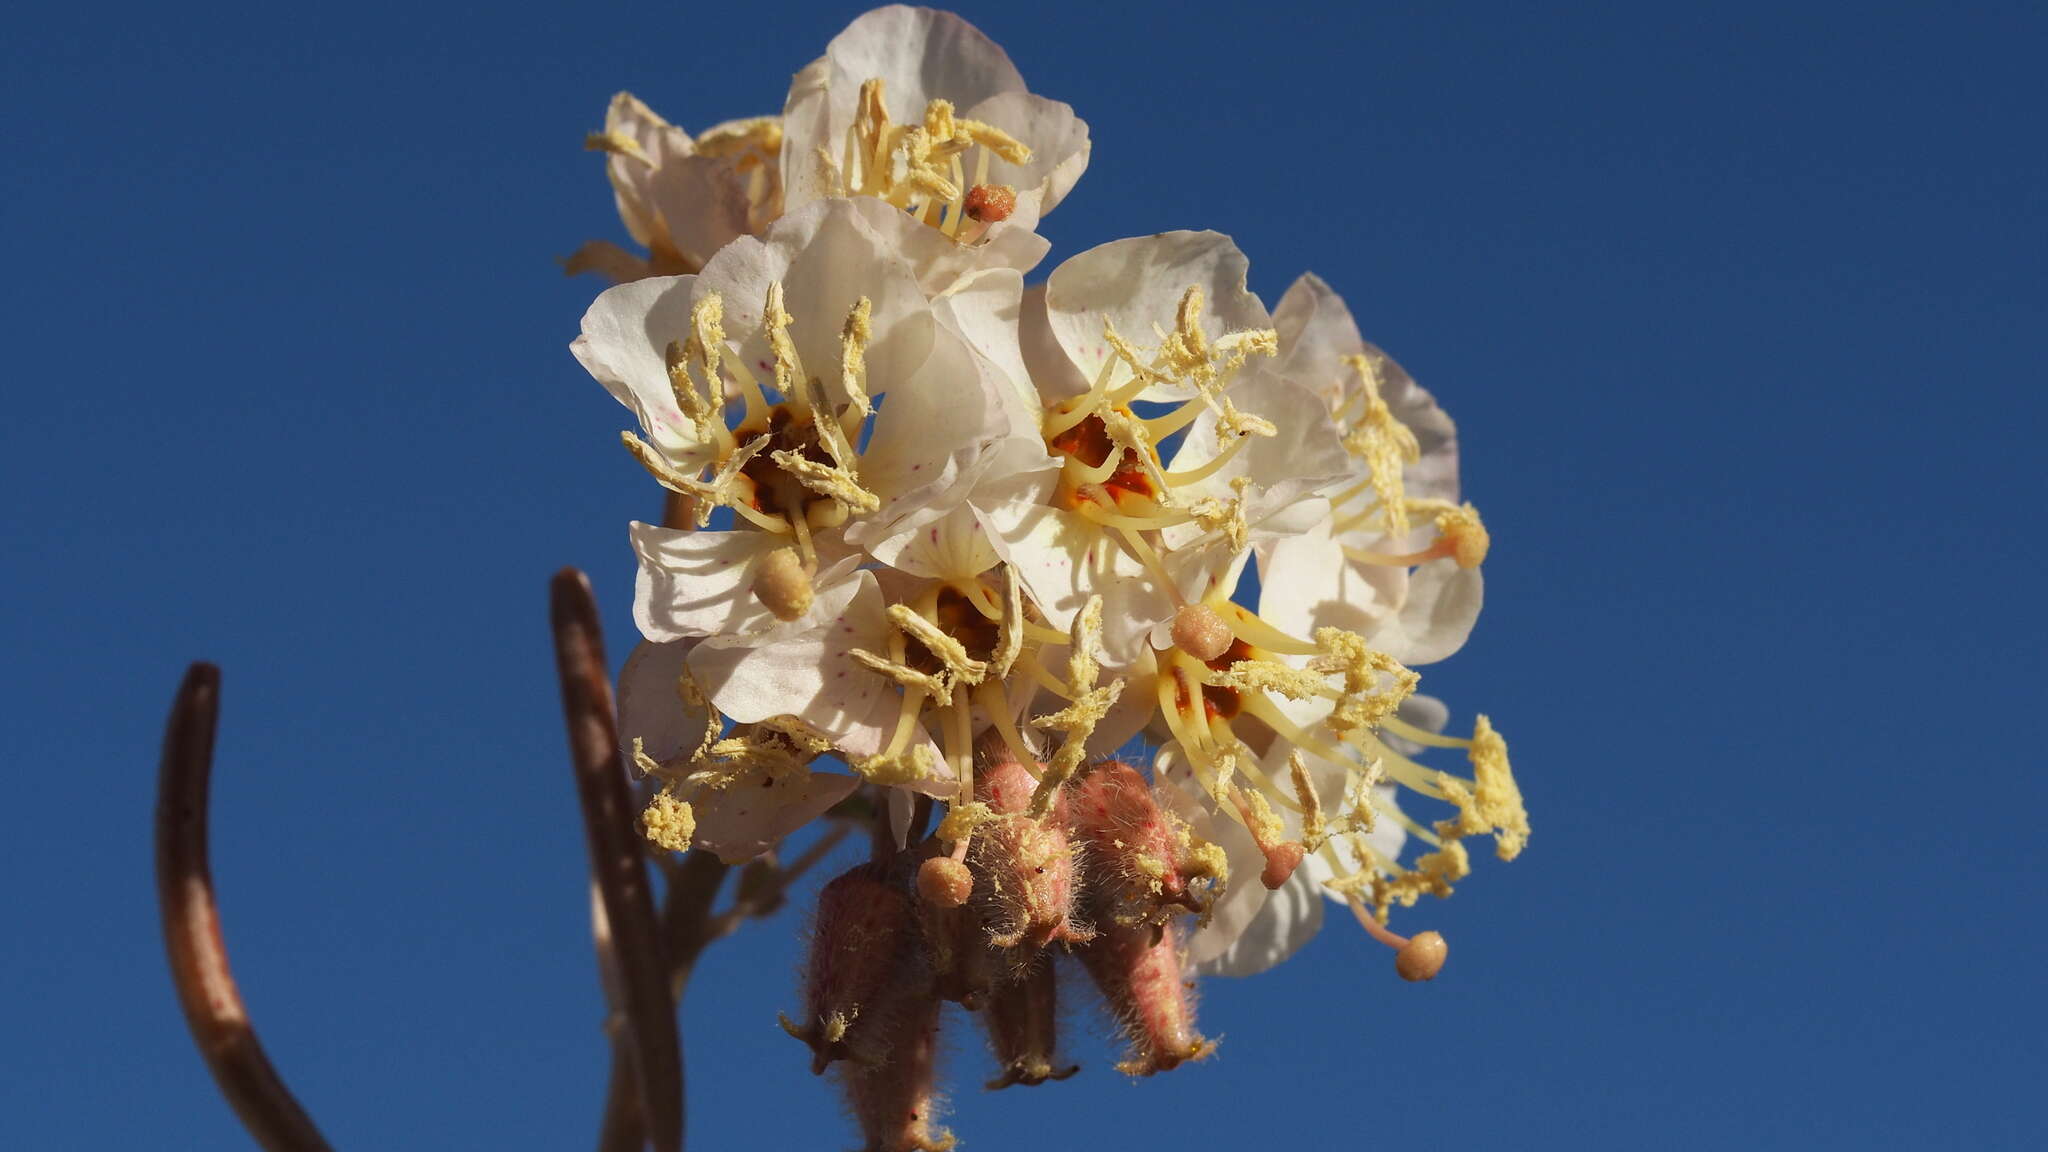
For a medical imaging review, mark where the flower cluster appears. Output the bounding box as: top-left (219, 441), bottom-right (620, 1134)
top-left (569, 7), bottom-right (1527, 1148)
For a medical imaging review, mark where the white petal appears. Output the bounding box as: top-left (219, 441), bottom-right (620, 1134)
top-left (689, 571), bottom-right (887, 746)
top-left (976, 502), bottom-right (1165, 669)
top-left (1274, 272), bottom-right (1460, 501)
top-left (693, 771), bottom-right (860, 864)
top-left (1366, 558), bottom-right (1482, 666)
top-left (695, 199), bottom-right (934, 408)
top-left (630, 522), bottom-right (859, 641)
top-left (782, 6), bottom-right (1028, 217)
top-left (1019, 281), bottom-right (1088, 402)
top-left (603, 93), bottom-right (695, 250)
top-left (1162, 368), bottom-right (1350, 541)
top-left (1044, 232), bottom-right (1271, 403)
top-left (960, 91), bottom-right (1090, 215)
top-left (570, 275), bottom-right (719, 469)
top-left (647, 155), bottom-right (759, 269)
top-left (841, 196), bottom-right (1048, 296)
top-left (1196, 860), bottom-right (1326, 978)
top-left (617, 639), bottom-right (708, 762)
top-left (931, 266), bottom-right (1038, 415)
top-left (1256, 519), bottom-right (1407, 641)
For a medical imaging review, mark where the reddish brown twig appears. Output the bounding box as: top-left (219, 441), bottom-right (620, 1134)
top-left (156, 663), bottom-right (333, 1152)
top-left (553, 568), bottom-right (685, 1152)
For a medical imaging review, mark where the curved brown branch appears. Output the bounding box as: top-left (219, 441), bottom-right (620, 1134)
top-left (156, 663), bottom-right (334, 1152)
top-left (552, 569), bottom-right (684, 1152)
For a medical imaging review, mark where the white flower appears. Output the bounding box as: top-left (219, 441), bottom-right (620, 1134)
top-left (989, 231), bottom-right (1345, 668)
top-left (567, 93), bottom-right (782, 282)
top-left (617, 638), bottom-right (859, 863)
top-left (780, 5), bottom-right (1090, 278)
top-left (1255, 272), bottom-right (1485, 666)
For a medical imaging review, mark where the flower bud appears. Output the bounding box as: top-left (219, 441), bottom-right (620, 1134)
top-left (981, 955), bottom-right (1076, 1090)
top-left (783, 863), bottom-right (918, 1073)
top-left (1076, 915), bottom-right (1211, 1076)
top-left (1066, 759), bottom-right (1217, 922)
top-left (970, 753), bottom-right (1085, 951)
top-left (843, 986), bottom-right (954, 1152)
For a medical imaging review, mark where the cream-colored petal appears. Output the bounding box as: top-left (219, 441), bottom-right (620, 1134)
top-left (1044, 231), bottom-right (1272, 404)
top-left (570, 274), bottom-right (719, 470)
top-left (960, 90), bottom-right (1090, 215)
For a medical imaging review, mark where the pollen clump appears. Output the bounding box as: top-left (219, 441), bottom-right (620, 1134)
top-left (1171, 603), bottom-right (1234, 661)
top-left (1434, 715), bottom-right (1529, 860)
top-left (639, 788), bottom-right (696, 852)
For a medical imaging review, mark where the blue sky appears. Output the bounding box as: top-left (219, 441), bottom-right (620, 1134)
top-left (3, 1), bottom-right (2043, 1148)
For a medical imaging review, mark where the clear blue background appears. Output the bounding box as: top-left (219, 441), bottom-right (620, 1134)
top-left (4, 1), bottom-right (2042, 1148)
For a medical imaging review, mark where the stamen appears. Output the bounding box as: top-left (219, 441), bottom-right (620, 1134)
top-left (1027, 595), bottom-right (1123, 814)
top-left (583, 130), bottom-right (650, 163)
top-left (1346, 899), bottom-right (1448, 982)
top-left (1226, 783), bottom-right (1304, 890)
top-left (839, 296), bottom-right (874, 418)
top-left (1338, 352), bottom-right (1422, 537)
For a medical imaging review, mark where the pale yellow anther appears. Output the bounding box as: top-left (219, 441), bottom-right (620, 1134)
top-left (991, 566), bottom-right (1026, 679)
top-left (1027, 595), bottom-right (1124, 814)
top-left (1371, 840), bottom-right (1472, 915)
top-left (1434, 503), bottom-right (1491, 569)
top-left (1215, 398), bottom-right (1277, 443)
top-left (839, 296), bottom-right (874, 418)
top-left (1187, 477), bottom-right (1254, 555)
top-left (769, 449), bottom-right (881, 514)
top-left (584, 130), bottom-right (651, 163)
top-left (935, 801), bottom-right (997, 843)
top-left (1099, 408), bottom-right (1175, 502)
top-left (1339, 352), bottom-right (1423, 537)
top-left (887, 604), bottom-right (989, 684)
top-left (1309, 627), bottom-right (1418, 733)
top-left (1289, 750), bottom-right (1326, 846)
top-left (639, 788), bottom-right (696, 852)
top-left (847, 647), bottom-right (956, 703)
top-left (1200, 657), bottom-right (1328, 701)
top-left (848, 744), bottom-right (939, 788)
top-left (1159, 287), bottom-right (1213, 377)
top-left (1433, 715), bottom-right (1528, 861)
top-left (764, 279), bottom-right (805, 391)
top-left (688, 293), bottom-right (726, 403)
top-left (840, 75), bottom-right (1032, 240)
top-left (752, 546), bottom-right (814, 621)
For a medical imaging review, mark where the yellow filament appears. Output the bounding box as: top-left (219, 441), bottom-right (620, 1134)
top-left (1380, 715), bottom-right (1470, 750)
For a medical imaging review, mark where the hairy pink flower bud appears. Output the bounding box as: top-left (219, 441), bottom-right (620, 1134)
top-left (981, 955), bottom-right (1077, 1090)
top-left (970, 750), bottom-right (1087, 951)
top-left (783, 863), bottom-right (918, 1073)
top-left (1076, 915), bottom-right (1212, 1076)
top-left (843, 987), bottom-right (954, 1152)
top-left (1066, 759), bottom-right (1214, 922)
